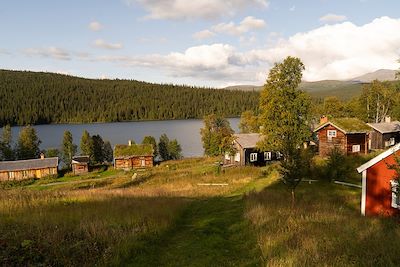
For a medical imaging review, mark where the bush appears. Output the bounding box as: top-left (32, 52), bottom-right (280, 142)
top-left (325, 147), bottom-right (348, 181)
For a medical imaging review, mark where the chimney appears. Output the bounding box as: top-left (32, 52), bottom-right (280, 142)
top-left (385, 116), bottom-right (391, 123)
top-left (320, 115), bottom-right (328, 125)
top-left (128, 140), bottom-right (132, 146)
top-left (40, 153), bottom-right (45, 160)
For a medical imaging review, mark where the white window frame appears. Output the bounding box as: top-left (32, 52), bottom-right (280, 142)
top-left (327, 130), bottom-right (337, 138)
top-left (234, 153), bottom-right (240, 162)
top-left (352, 144), bottom-right (361, 153)
top-left (250, 153), bottom-right (257, 162)
top-left (391, 180), bottom-right (399, 209)
top-left (225, 153), bottom-right (231, 160)
top-left (264, 152), bottom-right (272, 161)
top-left (276, 152), bottom-right (282, 159)
top-left (389, 137), bottom-right (395, 146)
top-left (8, 171), bottom-right (15, 180)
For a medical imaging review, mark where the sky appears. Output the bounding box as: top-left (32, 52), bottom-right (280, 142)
top-left (1, 0), bottom-right (400, 87)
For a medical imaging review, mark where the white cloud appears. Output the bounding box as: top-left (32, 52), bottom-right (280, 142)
top-left (289, 5), bottom-right (295, 11)
top-left (88, 21), bottom-right (103, 31)
top-left (212, 16), bottom-right (266, 36)
top-left (130, 0), bottom-right (269, 20)
top-left (23, 47), bottom-right (71, 60)
top-left (192, 30), bottom-right (216, 40)
top-left (93, 39), bottom-right (123, 50)
top-left (320, 13), bottom-right (347, 23)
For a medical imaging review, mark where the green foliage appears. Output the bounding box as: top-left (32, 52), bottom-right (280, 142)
top-left (62, 130), bottom-right (77, 167)
top-left (0, 125), bottom-right (14, 160)
top-left (258, 56), bottom-right (312, 199)
top-left (157, 134), bottom-right (183, 161)
top-left (239, 110), bottom-right (259, 133)
top-left (92, 134), bottom-right (105, 164)
top-left (103, 141), bottom-right (113, 163)
top-left (358, 80), bottom-right (398, 122)
top-left (200, 114), bottom-right (235, 156)
top-left (45, 148), bottom-right (60, 158)
top-left (80, 130), bottom-right (94, 159)
top-left (142, 136), bottom-right (158, 158)
top-left (0, 70), bottom-right (259, 126)
top-left (16, 126), bottom-right (41, 160)
top-left (325, 147), bottom-right (348, 182)
top-left (323, 96), bottom-right (345, 118)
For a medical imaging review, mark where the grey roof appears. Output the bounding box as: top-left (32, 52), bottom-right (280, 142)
top-left (72, 156), bottom-right (90, 164)
top-left (0, 157), bottom-right (58, 172)
top-left (233, 133), bottom-right (261, 149)
top-left (367, 121), bottom-right (400, 134)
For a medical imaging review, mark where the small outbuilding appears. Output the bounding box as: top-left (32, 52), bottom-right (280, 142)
top-left (114, 142), bottom-right (153, 170)
top-left (314, 117), bottom-right (371, 157)
top-left (0, 155), bottom-right (58, 181)
top-left (367, 119), bottom-right (400, 150)
top-left (357, 143), bottom-right (400, 216)
top-left (72, 156), bottom-right (90, 175)
top-left (224, 133), bottom-right (280, 167)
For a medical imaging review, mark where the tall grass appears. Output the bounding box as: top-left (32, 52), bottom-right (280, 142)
top-left (245, 177), bottom-right (400, 266)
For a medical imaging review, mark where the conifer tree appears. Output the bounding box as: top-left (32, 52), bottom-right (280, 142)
top-left (16, 126), bottom-right (41, 160)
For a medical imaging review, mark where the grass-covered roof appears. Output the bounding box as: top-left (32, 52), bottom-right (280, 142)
top-left (114, 144), bottom-right (153, 158)
top-left (330, 118), bottom-right (371, 133)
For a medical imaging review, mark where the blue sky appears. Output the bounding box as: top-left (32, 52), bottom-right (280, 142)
top-left (1, 0), bottom-right (400, 87)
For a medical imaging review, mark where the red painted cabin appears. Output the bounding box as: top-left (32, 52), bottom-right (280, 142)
top-left (357, 144), bottom-right (400, 216)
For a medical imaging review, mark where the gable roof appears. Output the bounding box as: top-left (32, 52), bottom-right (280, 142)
top-left (72, 156), bottom-right (90, 164)
top-left (233, 133), bottom-right (261, 149)
top-left (357, 142), bottom-right (400, 173)
top-left (114, 144), bottom-right (153, 159)
top-left (314, 118), bottom-right (371, 134)
top-left (367, 121), bottom-right (400, 134)
top-left (0, 157), bottom-right (59, 172)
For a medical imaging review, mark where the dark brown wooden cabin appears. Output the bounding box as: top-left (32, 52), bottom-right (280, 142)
top-left (114, 142), bottom-right (153, 170)
top-left (314, 118), bottom-right (371, 157)
top-left (72, 156), bottom-right (90, 175)
top-left (224, 133), bottom-right (280, 167)
top-left (0, 155), bottom-right (58, 181)
top-left (367, 120), bottom-right (400, 150)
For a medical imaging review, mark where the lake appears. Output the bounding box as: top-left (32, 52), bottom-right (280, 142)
top-left (10, 119), bottom-right (240, 158)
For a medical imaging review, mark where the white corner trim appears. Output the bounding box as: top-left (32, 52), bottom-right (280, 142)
top-left (357, 142), bottom-right (400, 173)
top-left (361, 170), bottom-right (367, 216)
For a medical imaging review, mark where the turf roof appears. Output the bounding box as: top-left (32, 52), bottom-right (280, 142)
top-left (114, 144), bottom-right (153, 157)
top-left (315, 117), bottom-right (371, 133)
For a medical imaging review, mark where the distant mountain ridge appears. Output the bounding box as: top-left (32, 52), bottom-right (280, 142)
top-left (224, 69), bottom-right (398, 100)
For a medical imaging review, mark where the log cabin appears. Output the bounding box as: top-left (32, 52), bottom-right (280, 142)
top-left (223, 133), bottom-right (280, 167)
top-left (114, 141), bottom-right (153, 170)
top-left (367, 118), bottom-right (400, 150)
top-left (72, 156), bottom-right (90, 175)
top-left (0, 154), bottom-right (58, 181)
top-left (314, 117), bottom-right (371, 157)
top-left (357, 143), bottom-right (400, 216)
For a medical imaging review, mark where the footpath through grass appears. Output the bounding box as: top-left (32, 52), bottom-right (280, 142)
top-left (125, 196), bottom-right (261, 267)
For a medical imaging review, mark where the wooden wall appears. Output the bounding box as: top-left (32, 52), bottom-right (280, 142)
top-left (0, 167), bottom-right (58, 182)
top-left (72, 163), bottom-right (89, 175)
top-left (318, 125), bottom-right (346, 157)
top-left (346, 133), bottom-right (368, 155)
top-left (115, 156), bottom-right (153, 170)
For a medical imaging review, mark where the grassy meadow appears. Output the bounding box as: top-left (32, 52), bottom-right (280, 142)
top-left (1, 156), bottom-right (400, 266)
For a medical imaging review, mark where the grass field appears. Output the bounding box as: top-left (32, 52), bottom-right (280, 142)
top-left (1, 156), bottom-right (400, 266)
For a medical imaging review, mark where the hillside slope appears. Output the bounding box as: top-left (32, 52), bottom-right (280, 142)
top-left (0, 70), bottom-right (259, 126)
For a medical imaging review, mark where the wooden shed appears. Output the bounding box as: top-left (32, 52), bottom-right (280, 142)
top-left (114, 142), bottom-right (153, 170)
top-left (367, 120), bottom-right (400, 150)
top-left (314, 118), bottom-right (371, 157)
top-left (72, 156), bottom-right (90, 175)
top-left (0, 155), bottom-right (58, 181)
top-left (223, 133), bottom-right (280, 167)
top-left (357, 143), bottom-right (400, 216)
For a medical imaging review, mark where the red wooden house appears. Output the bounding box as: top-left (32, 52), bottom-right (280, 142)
top-left (314, 117), bottom-right (371, 157)
top-left (357, 143), bottom-right (400, 216)
top-left (114, 141), bottom-right (154, 170)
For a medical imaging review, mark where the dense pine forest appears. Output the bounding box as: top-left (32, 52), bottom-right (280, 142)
top-left (0, 70), bottom-right (259, 126)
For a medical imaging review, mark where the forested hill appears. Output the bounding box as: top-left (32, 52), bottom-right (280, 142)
top-left (0, 70), bottom-right (259, 126)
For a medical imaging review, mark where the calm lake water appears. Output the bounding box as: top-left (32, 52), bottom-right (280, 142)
top-left (10, 119), bottom-right (240, 158)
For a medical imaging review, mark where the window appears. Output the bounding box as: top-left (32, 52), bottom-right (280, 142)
top-left (250, 153), bottom-right (257, 162)
top-left (264, 152), bottom-right (272, 161)
top-left (234, 153), bottom-right (240, 162)
top-left (391, 180), bottom-right (399, 209)
top-left (8, 171), bottom-right (15, 180)
top-left (389, 137), bottom-right (396, 146)
top-left (352, 145), bottom-right (361, 153)
top-left (276, 152), bottom-right (282, 159)
top-left (327, 130), bottom-right (337, 138)
top-left (225, 153), bottom-right (231, 160)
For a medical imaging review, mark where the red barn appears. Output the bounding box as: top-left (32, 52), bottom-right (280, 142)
top-left (357, 143), bottom-right (400, 216)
